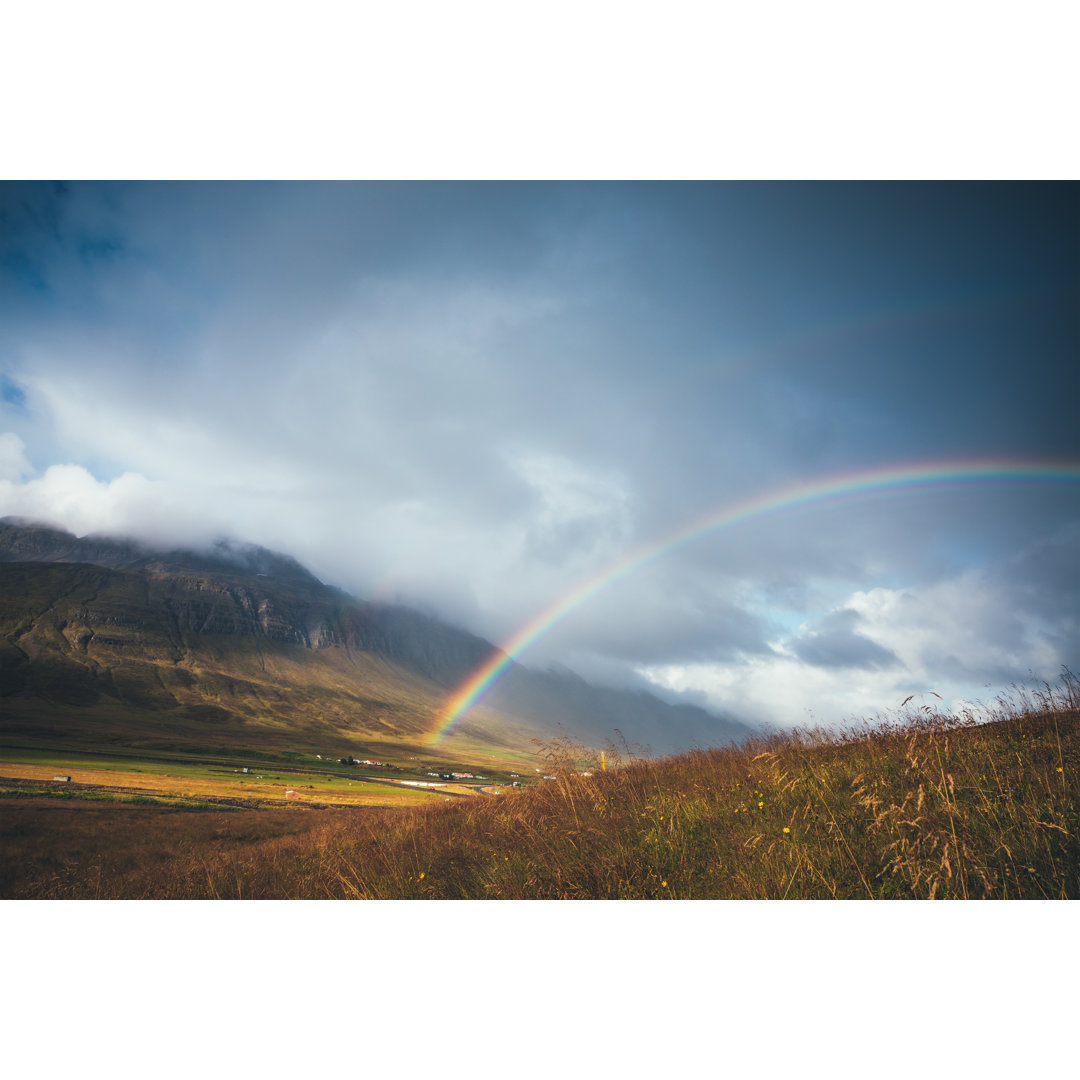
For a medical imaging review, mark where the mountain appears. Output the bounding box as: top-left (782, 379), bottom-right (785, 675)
top-left (0, 518), bottom-right (752, 759)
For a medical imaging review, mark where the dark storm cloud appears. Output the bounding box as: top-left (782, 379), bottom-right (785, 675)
top-left (789, 608), bottom-right (902, 671)
top-left (541, 580), bottom-right (783, 668)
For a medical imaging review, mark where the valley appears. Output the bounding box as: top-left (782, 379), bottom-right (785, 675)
top-left (0, 743), bottom-right (517, 810)
top-left (0, 518), bottom-right (707, 827)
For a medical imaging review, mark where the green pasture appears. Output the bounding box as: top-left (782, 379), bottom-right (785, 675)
top-left (0, 745), bottom-right (458, 806)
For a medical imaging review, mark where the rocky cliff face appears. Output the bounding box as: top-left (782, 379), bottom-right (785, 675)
top-left (0, 517), bottom-right (494, 679)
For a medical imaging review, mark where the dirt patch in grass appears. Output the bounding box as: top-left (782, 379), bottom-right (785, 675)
top-left (0, 800), bottom-right (348, 898)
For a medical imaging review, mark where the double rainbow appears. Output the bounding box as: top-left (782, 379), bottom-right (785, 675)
top-left (427, 458), bottom-right (1080, 746)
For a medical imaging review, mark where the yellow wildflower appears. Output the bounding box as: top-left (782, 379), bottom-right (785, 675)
top-left (783, 827), bottom-right (790, 833)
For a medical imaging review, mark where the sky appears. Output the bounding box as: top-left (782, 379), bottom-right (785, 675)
top-left (1, 180), bottom-right (1077, 733)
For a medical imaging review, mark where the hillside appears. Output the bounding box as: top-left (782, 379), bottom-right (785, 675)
top-left (4, 678), bottom-right (1075, 899)
top-left (0, 519), bottom-right (750, 760)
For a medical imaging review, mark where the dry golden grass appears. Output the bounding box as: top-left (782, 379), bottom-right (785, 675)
top-left (4, 674), bottom-right (1077, 899)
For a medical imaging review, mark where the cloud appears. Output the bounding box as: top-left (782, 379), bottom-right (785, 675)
top-left (639, 526), bottom-right (1080, 728)
top-left (0, 459), bottom-right (225, 549)
top-left (0, 432), bottom-right (32, 482)
top-left (845, 527), bottom-right (1080, 687)
top-left (789, 608), bottom-right (903, 671)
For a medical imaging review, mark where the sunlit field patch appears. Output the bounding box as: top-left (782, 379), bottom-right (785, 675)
top-left (0, 752), bottom-right (459, 809)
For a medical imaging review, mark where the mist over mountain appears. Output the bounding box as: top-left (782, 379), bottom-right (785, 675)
top-left (0, 519), bottom-right (751, 755)
top-left (0, 517), bottom-right (319, 585)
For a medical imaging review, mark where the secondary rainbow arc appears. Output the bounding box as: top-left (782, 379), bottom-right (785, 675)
top-left (427, 458), bottom-right (1080, 746)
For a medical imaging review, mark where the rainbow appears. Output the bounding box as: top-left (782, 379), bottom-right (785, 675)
top-left (427, 459), bottom-right (1080, 746)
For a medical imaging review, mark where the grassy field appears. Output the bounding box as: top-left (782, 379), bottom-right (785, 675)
top-left (0, 744), bottom-right (506, 809)
top-left (3, 674), bottom-right (1076, 899)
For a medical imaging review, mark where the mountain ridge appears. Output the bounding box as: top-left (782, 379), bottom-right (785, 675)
top-left (0, 518), bottom-right (752, 757)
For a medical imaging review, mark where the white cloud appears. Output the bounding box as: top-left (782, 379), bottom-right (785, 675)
top-left (0, 432), bottom-right (33, 482)
top-left (711, 513), bottom-right (1080, 721)
top-left (507, 451), bottom-right (633, 562)
top-left (846, 576), bottom-right (1066, 687)
top-left (638, 545), bottom-right (1079, 731)
top-left (637, 654), bottom-right (878, 730)
top-left (0, 461), bottom-right (224, 548)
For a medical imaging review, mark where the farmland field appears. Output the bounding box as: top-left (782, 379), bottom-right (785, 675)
top-left (0, 745), bottom-right (503, 810)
